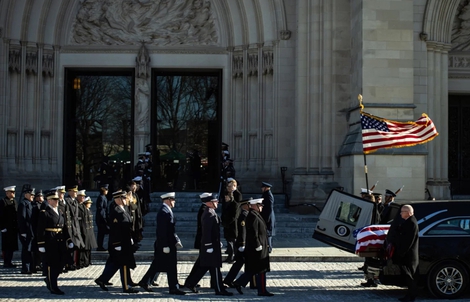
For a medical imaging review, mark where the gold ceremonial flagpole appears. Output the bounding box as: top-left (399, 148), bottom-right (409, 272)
top-left (359, 94), bottom-right (370, 191)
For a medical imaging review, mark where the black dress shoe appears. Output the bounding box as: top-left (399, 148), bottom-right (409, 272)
top-left (94, 279), bottom-right (108, 291)
top-left (151, 281), bottom-right (159, 286)
top-left (44, 278), bottom-right (51, 291)
top-left (223, 280), bottom-right (235, 288)
top-left (258, 291), bottom-right (274, 296)
top-left (216, 290), bottom-right (233, 296)
top-left (138, 281), bottom-right (153, 292)
top-left (50, 288), bottom-right (65, 295)
top-left (184, 284), bottom-right (199, 293)
top-left (123, 288), bottom-right (139, 293)
top-left (105, 282), bottom-right (113, 285)
top-left (169, 289), bottom-right (186, 295)
top-left (360, 279), bottom-right (378, 287)
top-left (358, 266), bottom-right (364, 271)
top-left (3, 263), bottom-right (16, 268)
top-left (129, 281), bottom-right (139, 287)
top-left (233, 282), bottom-right (243, 294)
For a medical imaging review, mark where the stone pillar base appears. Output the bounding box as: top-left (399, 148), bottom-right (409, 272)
top-left (426, 180), bottom-right (451, 200)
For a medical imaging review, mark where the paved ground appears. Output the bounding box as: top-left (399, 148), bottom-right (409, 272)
top-left (1, 260), bottom-right (469, 301)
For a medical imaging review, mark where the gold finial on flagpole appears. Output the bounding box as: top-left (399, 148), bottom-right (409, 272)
top-left (358, 94), bottom-right (364, 111)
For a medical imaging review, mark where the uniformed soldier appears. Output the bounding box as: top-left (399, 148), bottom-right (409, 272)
top-left (184, 193), bottom-right (233, 296)
top-left (31, 190), bottom-right (45, 273)
top-left (261, 182), bottom-right (275, 253)
top-left (0, 185), bottom-right (19, 268)
top-left (95, 184), bottom-right (109, 251)
top-left (223, 198), bottom-right (251, 287)
top-left (65, 185), bottom-right (84, 270)
top-left (82, 196), bottom-right (97, 266)
top-left (76, 190), bottom-right (88, 268)
top-left (138, 192), bottom-right (186, 295)
top-left (17, 185), bottom-right (35, 274)
top-left (233, 198), bottom-right (274, 296)
top-left (95, 191), bottom-right (138, 293)
top-left (37, 190), bottom-right (74, 295)
top-left (380, 189), bottom-right (396, 224)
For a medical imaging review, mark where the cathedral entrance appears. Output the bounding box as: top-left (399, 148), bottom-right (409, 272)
top-left (448, 95), bottom-right (470, 195)
top-left (63, 69), bottom-right (134, 191)
top-left (150, 69), bottom-right (222, 192)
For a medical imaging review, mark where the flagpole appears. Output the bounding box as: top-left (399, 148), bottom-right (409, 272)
top-left (359, 94), bottom-right (370, 190)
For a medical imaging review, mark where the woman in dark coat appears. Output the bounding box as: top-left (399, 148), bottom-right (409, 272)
top-left (222, 191), bottom-right (239, 262)
top-left (0, 186), bottom-right (19, 268)
top-left (233, 198), bottom-right (274, 296)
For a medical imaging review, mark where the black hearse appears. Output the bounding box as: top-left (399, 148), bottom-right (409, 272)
top-left (312, 189), bottom-right (470, 299)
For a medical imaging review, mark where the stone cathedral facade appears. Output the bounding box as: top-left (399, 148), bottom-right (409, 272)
top-left (1, 0), bottom-right (470, 203)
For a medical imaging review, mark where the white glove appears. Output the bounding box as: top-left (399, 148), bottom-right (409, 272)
top-left (163, 247), bottom-right (170, 254)
top-left (68, 242), bottom-right (74, 249)
top-left (115, 246), bottom-right (122, 251)
top-left (21, 233), bottom-right (26, 238)
top-left (220, 242), bottom-right (223, 248)
top-left (1, 229), bottom-right (6, 233)
top-left (238, 246), bottom-right (245, 252)
top-left (256, 245), bottom-right (263, 251)
top-left (131, 238), bottom-right (134, 245)
top-left (39, 247), bottom-right (45, 253)
top-left (175, 241), bottom-right (183, 249)
top-left (206, 248), bottom-right (213, 253)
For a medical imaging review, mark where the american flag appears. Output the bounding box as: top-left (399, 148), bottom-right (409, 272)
top-left (355, 224), bottom-right (390, 254)
top-left (361, 112), bottom-right (439, 154)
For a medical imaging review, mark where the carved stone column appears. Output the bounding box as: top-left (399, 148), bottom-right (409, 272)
top-left (134, 43), bottom-right (151, 159)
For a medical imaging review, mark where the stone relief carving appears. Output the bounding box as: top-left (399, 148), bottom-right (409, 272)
top-left (280, 30), bottom-right (291, 40)
top-left (232, 55), bottom-right (243, 78)
top-left (136, 42), bottom-right (150, 78)
top-left (135, 77), bottom-right (150, 131)
top-left (42, 53), bottom-right (54, 77)
top-left (8, 48), bottom-right (21, 73)
top-left (71, 0), bottom-right (218, 46)
top-left (262, 51), bottom-right (273, 75)
top-left (452, 0), bottom-right (470, 51)
top-left (248, 53), bottom-right (258, 77)
top-left (449, 55), bottom-right (470, 68)
top-left (25, 51), bottom-right (38, 75)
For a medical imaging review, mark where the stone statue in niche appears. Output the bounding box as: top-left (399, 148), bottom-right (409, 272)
top-left (135, 77), bottom-right (150, 131)
top-left (452, 2), bottom-right (470, 51)
top-left (25, 51), bottom-right (38, 75)
top-left (71, 0), bottom-right (218, 46)
top-left (42, 53), bottom-right (54, 77)
top-left (8, 48), bottom-right (21, 73)
top-left (136, 42), bottom-right (150, 79)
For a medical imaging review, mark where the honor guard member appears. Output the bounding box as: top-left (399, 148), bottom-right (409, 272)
top-left (17, 185), bottom-right (35, 274)
top-left (233, 198), bottom-right (274, 296)
top-left (65, 185), bottom-right (84, 269)
top-left (380, 189), bottom-right (396, 224)
top-left (96, 191), bottom-right (138, 293)
top-left (1, 186), bottom-right (19, 268)
top-left (184, 193), bottom-right (233, 296)
top-left (95, 184), bottom-right (109, 251)
top-left (81, 196), bottom-right (97, 267)
top-left (37, 190), bottom-right (74, 295)
top-left (261, 182), bottom-right (275, 253)
top-left (224, 198), bottom-right (251, 287)
top-left (31, 190), bottom-right (45, 273)
top-left (138, 192), bottom-right (186, 295)
top-left (76, 190), bottom-right (88, 268)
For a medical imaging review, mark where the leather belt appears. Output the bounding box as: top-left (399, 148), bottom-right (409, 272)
top-left (45, 228), bottom-right (62, 232)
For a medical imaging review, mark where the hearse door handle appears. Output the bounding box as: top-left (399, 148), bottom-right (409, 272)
top-left (316, 225), bottom-right (326, 231)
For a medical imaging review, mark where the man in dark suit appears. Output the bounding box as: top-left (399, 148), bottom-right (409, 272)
top-left (233, 198), bottom-right (274, 296)
top-left (394, 205), bottom-right (419, 302)
top-left (1, 186), bottom-right (19, 268)
top-left (37, 190), bottom-right (74, 295)
top-left (184, 193), bottom-right (233, 296)
top-left (261, 182), bottom-right (275, 253)
top-left (94, 191), bottom-right (138, 293)
top-left (138, 192), bottom-right (185, 295)
top-left (17, 185), bottom-right (35, 274)
top-left (95, 184), bottom-right (109, 251)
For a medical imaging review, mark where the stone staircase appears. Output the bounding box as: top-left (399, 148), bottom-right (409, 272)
top-left (88, 191), bottom-right (318, 240)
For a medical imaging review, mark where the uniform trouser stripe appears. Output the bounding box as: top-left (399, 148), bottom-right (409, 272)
top-left (123, 265), bottom-right (128, 290)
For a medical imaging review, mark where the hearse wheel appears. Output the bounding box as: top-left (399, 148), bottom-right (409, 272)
top-left (428, 260), bottom-right (469, 299)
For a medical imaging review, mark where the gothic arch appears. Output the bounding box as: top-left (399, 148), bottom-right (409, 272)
top-left (422, 0), bottom-right (461, 43)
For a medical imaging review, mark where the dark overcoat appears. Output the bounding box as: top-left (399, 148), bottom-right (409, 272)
top-left (84, 207), bottom-right (97, 249)
top-left (17, 198), bottom-right (34, 251)
top-left (193, 204), bottom-right (206, 249)
top-left (36, 205), bottom-right (72, 268)
top-left (0, 196), bottom-right (19, 251)
top-left (65, 197), bottom-right (84, 249)
top-left (153, 204), bottom-right (178, 272)
top-left (261, 190), bottom-right (274, 234)
top-left (245, 209), bottom-right (270, 274)
top-left (393, 215), bottom-right (419, 274)
top-left (108, 204), bottom-right (136, 269)
top-left (199, 207), bottom-right (222, 268)
top-left (222, 198), bottom-right (239, 240)
top-left (95, 194), bottom-right (109, 231)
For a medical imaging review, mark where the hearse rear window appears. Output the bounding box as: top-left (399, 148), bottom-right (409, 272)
top-left (335, 201), bottom-right (362, 226)
top-left (425, 218), bottom-right (470, 235)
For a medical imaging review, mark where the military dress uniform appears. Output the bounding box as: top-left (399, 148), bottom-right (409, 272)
top-left (138, 192), bottom-right (185, 295)
top-left (65, 185), bottom-right (84, 269)
top-left (184, 193), bottom-right (233, 296)
top-left (261, 182), bottom-right (275, 252)
top-left (17, 186), bottom-right (35, 274)
top-left (234, 198), bottom-right (274, 296)
top-left (37, 191), bottom-right (73, 295)
top-left (0, 186), bottom-right (19, 268)
top-left (95, 185), bottom-right (109, 250)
